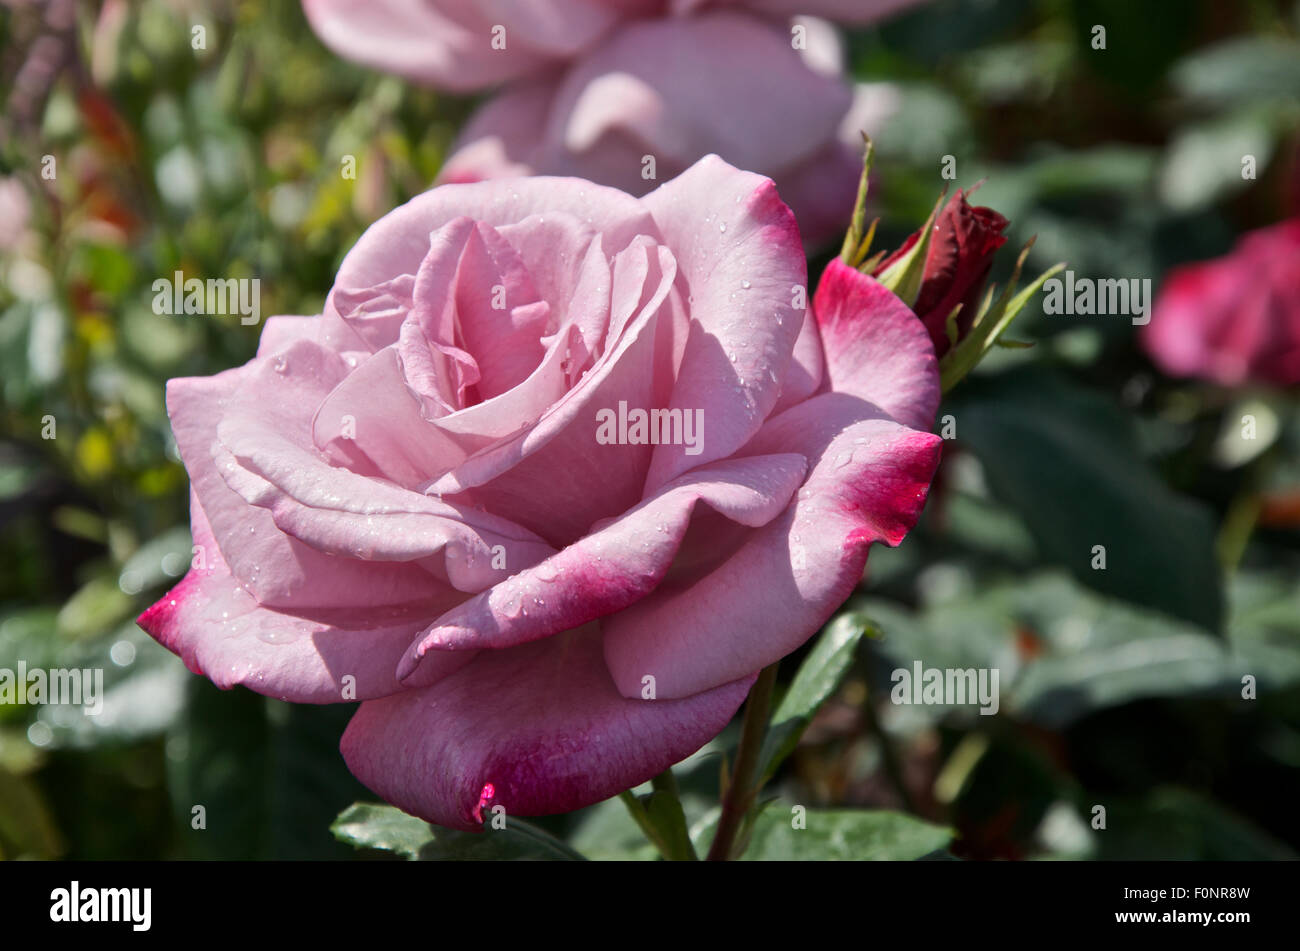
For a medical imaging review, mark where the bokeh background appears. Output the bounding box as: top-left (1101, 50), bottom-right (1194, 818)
top-left (2, 0), bottom-right (1298, 860)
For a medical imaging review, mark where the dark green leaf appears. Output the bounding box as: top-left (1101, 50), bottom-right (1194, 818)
top-left (331, 803), bottom-right (433, 859)
top-left (759, 613), bottom-right (874, 783)
top-left (700, 805), bottom-right (952, 861)
top-left (416, 818), bottom-right (586, 861)
top-left (952, 367), bottom-right (1223, 631)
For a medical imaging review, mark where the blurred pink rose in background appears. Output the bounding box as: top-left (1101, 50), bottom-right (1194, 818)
top-left (138, 157), bottom-right (940, 829)
top-left (1142, 219), bottom-right (1300, 388)
top-left (0, 177), bottom-right (32, 251)
top-left (302, 0), bottom-right (921, 90)
top-left (303, 0), bottom-right (917, 243)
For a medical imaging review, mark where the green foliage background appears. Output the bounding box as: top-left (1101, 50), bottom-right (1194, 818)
top-left (1, 0), bottom-right (1298, 860)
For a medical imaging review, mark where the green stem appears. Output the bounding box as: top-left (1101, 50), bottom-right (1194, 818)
top-left (706, 663), bottom-right (780, 861)
top-left (1217, 448), bottom-right (1277, 575)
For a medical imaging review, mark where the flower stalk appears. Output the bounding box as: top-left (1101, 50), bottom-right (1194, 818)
top-left (706, 662), bottom-right (780, 861)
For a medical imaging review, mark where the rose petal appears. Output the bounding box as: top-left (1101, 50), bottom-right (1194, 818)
top-left (341, 626), bottom-right (754, 830)
top-left (167, 364), bottom-right (438, 609)
top-left (399, 452), bottom-right (806, 686)
top-left (426, 238), bottom-right (679, 543)
top-left (213, 340), bottom-right (558, 591)
top-left (328, 176), bottom-right (654, 302)
top-left (641, 155), bottom-right (806, 490)
top-left (604, 393), bottom-right (941, 698)
top-left (138, 493), bottom-right (472, 703)
top-left (813, 258), bottom-right (940, 432)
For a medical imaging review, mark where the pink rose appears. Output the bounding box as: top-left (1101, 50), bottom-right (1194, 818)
top-left (138, 157), bottom-right (940, 829)
top-left (438, 12), bottom-right (900, 243)
top-left (1142, 219), bottom-right (1300, 387)
top-left (303, 1), bottom-right (914, 243)
top-left (301, 0), bottom-right (921, 91)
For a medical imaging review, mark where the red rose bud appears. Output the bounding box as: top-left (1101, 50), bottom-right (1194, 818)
top-left (874, 189), bottom-right (1009, 358)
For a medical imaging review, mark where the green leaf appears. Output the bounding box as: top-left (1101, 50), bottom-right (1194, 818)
top-left (1169, 36), bottom-right (1300, 107)
top-left (569, 796), bottom-right (659, 861)
top-left (619, 769), bottom-right (697, 860)
top-left (758, 613), bottom-right (875, 784)
top-left (416, 819), bottom-right (587, 861)
top-left (331, 803), bottom-right (433, 859)
top-left (1158, 111), bottom-right (1275, 213)
top-left (699, 805), bottom-right (952, 861)
top-left (1091, 788), bottom-right (1296, 860)
top-left (861, 568), bottom-right (1300, 728)
top-left (940, 245), bottom-right (1063, 393)
top-left (167, 681), bottom-right (369, 859)
top-left (951, 367), bottom-right (1223, 631)
top-left (333, 803), bottom-right (589, 861)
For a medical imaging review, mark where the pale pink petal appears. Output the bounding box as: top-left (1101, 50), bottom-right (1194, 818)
top-left (641, 155), bottom-right (806, 490)
top-left (738, 0), bottom-right (926, 23)
top-left (212, 340), bottom-right (558, 592)
top-left (552, 14), bottom-right (850, 181)
top-left (166, 367), bottom-right (439, 610)
top-left (256, 315), bottom-right (319, 357)
top-left (311, 346), bottom-right (469, 487)
top-left (437, 79), bottom-right (556, 185)
top-left (426, 239), bottom-right (679, 543)
top-left (439, 15), bottom-right (863, 242)
top-left (328, 176), bottom-right (654, 303)
top-left (138, 494), bottom-right (473, 703)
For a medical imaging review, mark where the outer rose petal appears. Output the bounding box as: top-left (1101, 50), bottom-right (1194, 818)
top-left (604, 394), bottom-right (941, 698)
top-left (813, 259), bottom-right (940, 431)
top-left (256, 315), bottom-right (319, 357)
top-left (328, 176), bottom-right (655, 301)
top-left (167, 365), bottom-right (442, 610)
top-left (641, 155), bottom-right (806, 490)
top-left (213, 340), bottom-right (558, 591)
top-left (138, 494), bottom-right (472, 703)
top-left (340, 626), bottom-right (755, 830)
